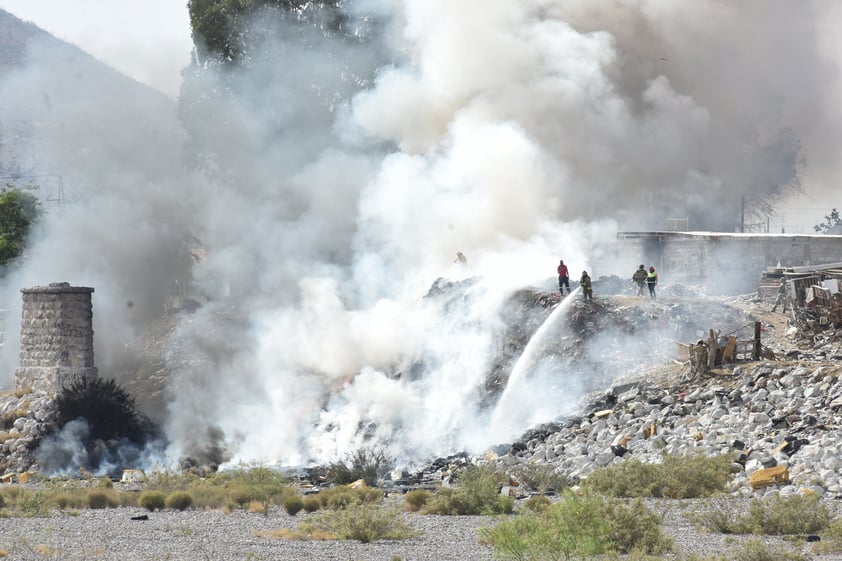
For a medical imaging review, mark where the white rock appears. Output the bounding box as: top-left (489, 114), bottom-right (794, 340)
top-left (823, 456), bottom-right (840, 471)
top-left (744, 459), bottom-right (763, 472)
top-left (711, 408), bottom-right (727, 420)
top-left (778, 485), bottom-right (798, 497)
top-left (595, 450), bottom-right (615, 466)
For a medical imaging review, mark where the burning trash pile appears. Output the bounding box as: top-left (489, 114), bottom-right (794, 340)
top-left (755, 265), bottom-right (842, 359)
top-left (788, 287), bottom-right (842, 349)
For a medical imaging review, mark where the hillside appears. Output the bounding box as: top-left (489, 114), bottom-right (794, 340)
top-left (0, 9), bottom-right (172, 99)
top-left (0, 10), bottom-right (34, 71)
top-left (0, 8), bottom-right (196, 383)
top-left (0, 8), bottom-right (181, 184)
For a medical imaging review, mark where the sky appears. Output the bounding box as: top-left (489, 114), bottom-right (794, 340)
top-left (0, 0), bottom-right (192, 97)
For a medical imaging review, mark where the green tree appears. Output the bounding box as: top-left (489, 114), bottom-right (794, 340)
top-left (180, 0), bottom-right (384, 179)
top-left (0, 185), bottom-right (42, 266)
top-left (188, 0), bottom-right (344, 66)
top-left (814, 208), bottom-right (842, 233)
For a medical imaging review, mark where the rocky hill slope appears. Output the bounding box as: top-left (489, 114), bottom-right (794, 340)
top-left (0, 8), bottom-right (179, 189)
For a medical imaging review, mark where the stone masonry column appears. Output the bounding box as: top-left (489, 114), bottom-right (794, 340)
top-left (14, 282), bottom-right (98, 394)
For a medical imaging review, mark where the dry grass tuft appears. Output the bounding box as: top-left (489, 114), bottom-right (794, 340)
top-left (256, 528), bottom-right (338, 540)
top-left (34, 545), bottom-right (62, 556)
top-left (247, 501), bottom-right (266, 514)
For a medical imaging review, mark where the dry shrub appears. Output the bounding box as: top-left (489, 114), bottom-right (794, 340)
top-left (315, 485), bottom-right (383, 510)
top-left (423, 465), bottom-right (513, 515)
top-left (303, 497), bottom-right (321, 513)
top-left (743, 494), bottom-right (831, 535)
top-left (247, 500), bottom-right (266, 514)
top-left (329, 448), bottom-right (393, 487)
top-left (256, 528), bottom-right (299, 539)
top-left (284, 495), bottom-right (304, 516)
top-left (733, 538), bottom-right (807, 561)
top-left (692, 494), bottom-right (832, 535)
top-left (117, 491), bottom-right (138, 508)
top-left (404, 489), bottom-right (431, 512)
top-left (481, 492), bottom-right (672, 560)
top-left (223, 467), bottom-right (294, 511)
top-left (144, 470), bottom-right (200, 493)
top-left (86, 490), bottom-right (117, 509)
top-left (34, 545), bottom-right (61, 557)
top-left (299, 502), bottom-right (419, 543)
top-left (51, 492), bottom-right (82, 510)
top-left (1, 408), bottom-right (30, 430)
top-left (510, 462), bottom-right (568, 494)
top-left (165, 491), bottom-right (194, 511)
top-left (523, 495), bottom-right (552, 513)
top-left (584, 453), bottom-right (733, 498)
top-left (13, 386), bottom-right (33, 398)
top-left (186, 486), bottom-right (227, 510)
top-left (257, 528), bottom-right (337, 540)
top-left (96, 477), bottom-right (114, 489)
top-left (12, 490), bottom-right (51, 517)
top-left (138, 491), bottom-right (166, 512)
top-left (814, 517), bottom-right (842, 554)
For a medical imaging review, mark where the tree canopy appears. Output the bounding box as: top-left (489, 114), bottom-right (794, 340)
top-left (181, 0), bottom-right (384, 181)
top-left (814, 208), bottom-right (842, 233)
top-left (187, 0), bottom-right (344, 66)
top-left (0, 185), bottom-right (42, 266)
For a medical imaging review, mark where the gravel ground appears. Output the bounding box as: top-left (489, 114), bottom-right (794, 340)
top-left (0, 503), bottom-right (497, 561)
top-left (2, 498), bottom-right (842, 561)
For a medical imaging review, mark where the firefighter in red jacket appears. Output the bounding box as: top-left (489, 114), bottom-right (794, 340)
top-left (557, 260), bottom-right (570, 295)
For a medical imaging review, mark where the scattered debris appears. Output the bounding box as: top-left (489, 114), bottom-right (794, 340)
top-left (749, 466), bottom-right (790, 489)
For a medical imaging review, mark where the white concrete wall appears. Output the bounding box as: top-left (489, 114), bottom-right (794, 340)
top-left (611, 233), bottom-right (842, 294)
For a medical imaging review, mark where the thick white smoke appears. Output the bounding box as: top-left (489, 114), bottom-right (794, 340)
top-left (0, 0), bottom-right (839, 469)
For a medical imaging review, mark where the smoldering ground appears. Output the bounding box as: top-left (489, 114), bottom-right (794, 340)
top-left (0, 1), bottom-right (839, 472)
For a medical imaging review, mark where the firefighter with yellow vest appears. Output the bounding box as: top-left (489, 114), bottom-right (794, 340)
top-left (646, 266), bottom-right (658, 299)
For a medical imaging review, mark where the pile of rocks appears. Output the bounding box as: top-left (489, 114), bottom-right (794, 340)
top-left (0, 389), bottom-right (54, 475)
top-left (495, 360), bottom-right (842, 497)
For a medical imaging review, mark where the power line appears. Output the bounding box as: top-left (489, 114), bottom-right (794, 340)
top-left (0, 174), bottom-right (85, 205)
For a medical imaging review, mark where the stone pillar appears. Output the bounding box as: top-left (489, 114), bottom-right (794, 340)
top-left (14, 282), bottom-right (98, 393)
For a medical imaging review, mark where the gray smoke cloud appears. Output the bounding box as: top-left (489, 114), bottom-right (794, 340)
top-left (0, 1), bottom-right (839, 468)
top-left (35, 418), bottom-right (167, 476)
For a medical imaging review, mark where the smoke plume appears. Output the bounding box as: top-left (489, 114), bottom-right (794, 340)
top-left (0, 1), bottom-right (839, 469)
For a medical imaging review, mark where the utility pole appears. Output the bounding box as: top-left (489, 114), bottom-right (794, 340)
top-left (740, 195), bottom-right (745, 233)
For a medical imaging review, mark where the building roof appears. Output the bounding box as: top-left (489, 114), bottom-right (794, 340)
top-left (617, 231), bottom-right (842, 240)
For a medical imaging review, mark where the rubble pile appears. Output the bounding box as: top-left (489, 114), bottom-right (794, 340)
top-left (0, 390), bottom-right (54, 475)
top-left (404, 287), bottom-right (842, 499)
top-left (485, 290), bottom-right (750, 403)
top-left (494, 360), bottom-right (842, 497)
top-left (789, 307), bottom-right (842, 357)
